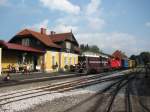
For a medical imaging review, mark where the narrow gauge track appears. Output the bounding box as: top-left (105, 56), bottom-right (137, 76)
top-left (125, 82), bottom-right (132, 112)
top-left (105, 75), bottom-right (134, 112)
top-left (0, 70), bottom-right (125, 98)
top-left (84, 72), bottom-right (135, 112)
top-left (0, 71), bottom-right (127, 106)
top-left (0, 71), bottom-right (120, 98)
top-left (0, 70), bottom-right (123, 88)
top-left (63, 72), bottom-right (133, 112)
top-left (104, 69), bottom-right (142, 112)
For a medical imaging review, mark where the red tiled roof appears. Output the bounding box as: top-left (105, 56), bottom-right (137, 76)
top-left (50, 32), bottom-right (79, 45)
top-left (0, 40), bottom-right (45, 53)
top-left (9, 28), bottom-right (80, 52)
top-left (11, 29), bottom-right (61, 49)
top-left (50, 33), bottom-right (72, 42)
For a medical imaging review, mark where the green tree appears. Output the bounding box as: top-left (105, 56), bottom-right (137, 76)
top-left (79, 44), bottom-right (102, 54)
top-left (140, 52), bottom-right (150, 78)
top-left (89, 45), bottom-right (100, 53)
top-left (140, 52), bottom-right (150, 65)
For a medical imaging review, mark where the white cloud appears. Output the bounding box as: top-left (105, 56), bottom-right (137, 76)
top-left (25, 19), bottom-right (50, 33)
top-left (52, 24), bottom-right (78, 33)
top-left (86, 0), bottom-right (101, 15)
top-left (25, 19), bottom-right (78, 34)
top-left (85, 0), bottom-right (106, 30)
top-left (53, 0), bottom-right (106, 31)
top-left (87, 17), bottom-right (105, 30)
top-left (32, 19), bottom-right (49, 29)
top-left (145, 22), bottom-right (150, 27)
top-left (76, 32), bottom-right (148, 56)
top-left (40, 0), bottom-right (80, 15)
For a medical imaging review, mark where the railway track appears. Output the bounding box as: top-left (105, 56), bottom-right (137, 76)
top-left (0, 71), bottom-right (127, 106)
top-left (63, 72), bottom-right (133, 112)
top-left (125, 82), bottom-right (132, 112)
top-left (0, 70), bottom-right (123, 88)
top-left (104, 68), bottom-right (143, 112)
top-left (105, 76), bottom-right (134, 112)
top-left (63, 68), bottom-right (142, 112)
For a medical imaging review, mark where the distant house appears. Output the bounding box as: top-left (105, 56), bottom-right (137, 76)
top-left (0, 28), bottom-right (80, 74)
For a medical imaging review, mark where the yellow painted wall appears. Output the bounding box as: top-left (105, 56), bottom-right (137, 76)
top-left (60, 52), bottom-right (78, 69)
top-left (44, 50), bottom-right (60, 72)
top-left (2, 50), bottom-right (18, 72)
top-left (44, 51), bottom-right (78, 72)
top-left (1, 48), bottom-right (79, 73)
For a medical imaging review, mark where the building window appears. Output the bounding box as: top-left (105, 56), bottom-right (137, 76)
top-left (22, 38), bottom-right (30, 46)
top-left (64, 57), bottom-right (67, 65)
top-left (66, 42), bottom-right (71, 52)
top-left (52, 56), bottom-right (55, 66)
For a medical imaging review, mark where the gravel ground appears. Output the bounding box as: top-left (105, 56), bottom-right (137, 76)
top-left (20, 92), bottom-right (127, 112)
top-left (0, 80), bottom-right (114, 112)
top-left (0, 70), bottom-right (149, 112)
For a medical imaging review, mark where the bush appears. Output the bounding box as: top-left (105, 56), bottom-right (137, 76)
top-left (52, 62), bottom-right (58, 69)
top-left (64, 65), bottom-right (69, 70)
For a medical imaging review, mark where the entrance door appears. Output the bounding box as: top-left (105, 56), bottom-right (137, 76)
top-left (33, 55), bottom-right (38, 71)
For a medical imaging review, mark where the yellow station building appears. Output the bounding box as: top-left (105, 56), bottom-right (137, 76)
top-left (0, 28), bottom-right (80, 74)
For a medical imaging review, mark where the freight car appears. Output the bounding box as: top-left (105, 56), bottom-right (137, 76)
top-left (121, 59), bottom-right (129, 69)
top-left (128, 59), bottom-right (136, 68)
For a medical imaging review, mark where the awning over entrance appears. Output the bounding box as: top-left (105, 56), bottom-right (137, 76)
top-left (0, 40), bottom-right (45, 53)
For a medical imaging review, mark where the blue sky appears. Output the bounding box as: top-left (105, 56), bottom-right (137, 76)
top-left (0, 0), bottom-right (150, 56)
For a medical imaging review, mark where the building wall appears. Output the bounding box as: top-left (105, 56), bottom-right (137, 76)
top-left (44, 50), bottom-right (60, 72)
top-left (44, 51), bottom-right (78, 72)
top-left (1, 49), bottom-right (79, 73)
top-left (60, 52), bottom-right (78, 69)
top-left (1, 50), bottom-right (42, 72)
top-left (0, 48), bottom-right (2, 75)
top-left (2, 50), bottom-right (18, 69)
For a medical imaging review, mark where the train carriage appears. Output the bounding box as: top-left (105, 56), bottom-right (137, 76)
top-left (75, 52), bottom-right (110, 74)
